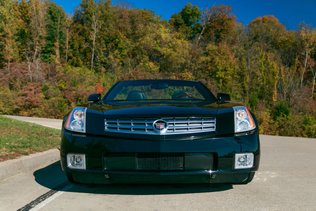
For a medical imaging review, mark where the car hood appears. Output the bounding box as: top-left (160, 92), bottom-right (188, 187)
top-left (88, 102), bottom-right (242, 117)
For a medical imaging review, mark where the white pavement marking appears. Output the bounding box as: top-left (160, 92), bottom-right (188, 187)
top-left (30, 184), bottom-right (73, 211)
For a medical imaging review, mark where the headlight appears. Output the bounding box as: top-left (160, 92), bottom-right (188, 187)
top-left (65, 107), bottom-right (87, 133)
top-left (233, 106), bottom-right (256, 133)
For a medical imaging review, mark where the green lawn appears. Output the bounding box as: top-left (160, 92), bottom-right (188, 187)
top-left (0, 116), bottom-right (60, 161)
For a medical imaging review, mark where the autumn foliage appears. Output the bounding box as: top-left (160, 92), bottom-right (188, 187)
top-left (0, 1), bottom-right (315, 137)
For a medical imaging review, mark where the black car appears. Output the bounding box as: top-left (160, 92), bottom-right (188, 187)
top-left (60, 80), bottom-right (260, 184)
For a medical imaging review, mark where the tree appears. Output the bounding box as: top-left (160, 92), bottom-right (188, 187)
top-left (0, 0), bottom-right (19, 70)
top-left (297, 25), bottom-right (316, 89)
top-left (248, 16), bottom-right (285, 50)
top-left (16, 0), bottom-right (47, 82)
top-left (69, 0), bottom-right (103, 70)
top-left (169, 3), bottom-right (201, 39)
top-left (197, 43), bottom-right (239, 95)
top-left (42, 2), bottom-right (67, 64)
top-left (198, 5), bottom-right (236, 44)
top-left (30, 0), bottom-right (46, 68)
top-left (309, 32), bottom-right (316, 99)
top-left (68, 1), bottom-right (93, 67)
top-left (16, 0), bottom-right (32, 62)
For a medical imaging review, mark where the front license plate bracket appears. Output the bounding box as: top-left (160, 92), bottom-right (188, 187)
top-left (136, 153), bottom-right (184, 171)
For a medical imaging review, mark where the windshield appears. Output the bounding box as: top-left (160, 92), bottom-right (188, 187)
top-left (103, 80), bottom-right (216, 104)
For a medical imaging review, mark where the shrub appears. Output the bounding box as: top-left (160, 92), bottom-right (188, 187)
top-left (271, 101), bottom-right (290, 120)
top-left (0, 86), bottom-right (15, 114)
top-left (303, 115), bottom-right (316, 138)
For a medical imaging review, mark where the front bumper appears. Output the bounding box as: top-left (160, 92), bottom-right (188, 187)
top-left (70, 170), bottom-right (255, 184)
top-left (60, 130), bottom-right (260, 184)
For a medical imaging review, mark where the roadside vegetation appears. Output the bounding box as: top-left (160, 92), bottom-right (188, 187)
top-left (0, 116), bottom-right (60, 161)
top-left (0, 0), bottom-right (315, 137)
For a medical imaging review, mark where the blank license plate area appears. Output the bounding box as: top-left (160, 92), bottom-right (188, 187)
top-left (137, 153), bottom-right (184, 171)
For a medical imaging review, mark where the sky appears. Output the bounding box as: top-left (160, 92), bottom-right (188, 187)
top-left (51, 0), bottom-right (316, 30)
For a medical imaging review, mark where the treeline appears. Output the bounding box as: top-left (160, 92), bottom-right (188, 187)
top-left (0, 0), bottom-right (315, 137)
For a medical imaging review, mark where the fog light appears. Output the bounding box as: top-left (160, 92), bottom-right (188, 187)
top-left (235, 153), bottom-right (254, 169)
top-left (67, 154), bottom-right (86, 169)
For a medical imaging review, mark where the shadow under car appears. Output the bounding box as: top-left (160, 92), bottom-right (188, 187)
top-left (33, 161), bottom-right (233, 195)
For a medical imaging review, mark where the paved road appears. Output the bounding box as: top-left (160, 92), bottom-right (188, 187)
top-left (3, 115), bottom-right (62, 129)
top-left (1, 116), bottom-right (316, 211)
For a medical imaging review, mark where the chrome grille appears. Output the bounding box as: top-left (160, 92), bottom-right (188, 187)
top-left (104, 117), bottom-right (216, 135)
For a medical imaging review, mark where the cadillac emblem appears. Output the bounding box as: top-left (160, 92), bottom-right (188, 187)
top-left (153, 119), bottom-right (168, 134)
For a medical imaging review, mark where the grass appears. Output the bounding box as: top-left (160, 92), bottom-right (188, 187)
top-left (0, 116), bottom-right (60, 161)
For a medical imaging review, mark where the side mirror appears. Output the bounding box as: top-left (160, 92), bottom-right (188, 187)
top-left (88, 93), bottom-right (101, 103)
top-left (217, 93), bottom-right (230, 103)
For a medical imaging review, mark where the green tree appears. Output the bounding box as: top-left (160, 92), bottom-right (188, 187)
top-left (169, 3), bottom-right (201, 39)
top-left (68, 0), bottom-right (103, 70)
top-left (245, 45), bottom-right (280, 105)
top-left (197, 43), bottom-right (239, 95)
top-left (0, 0), bottom-right (19, 70)
top-left (42, 2), bottom-right (67, 64)
top-left (16, 0), bottom-right (32, 62)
